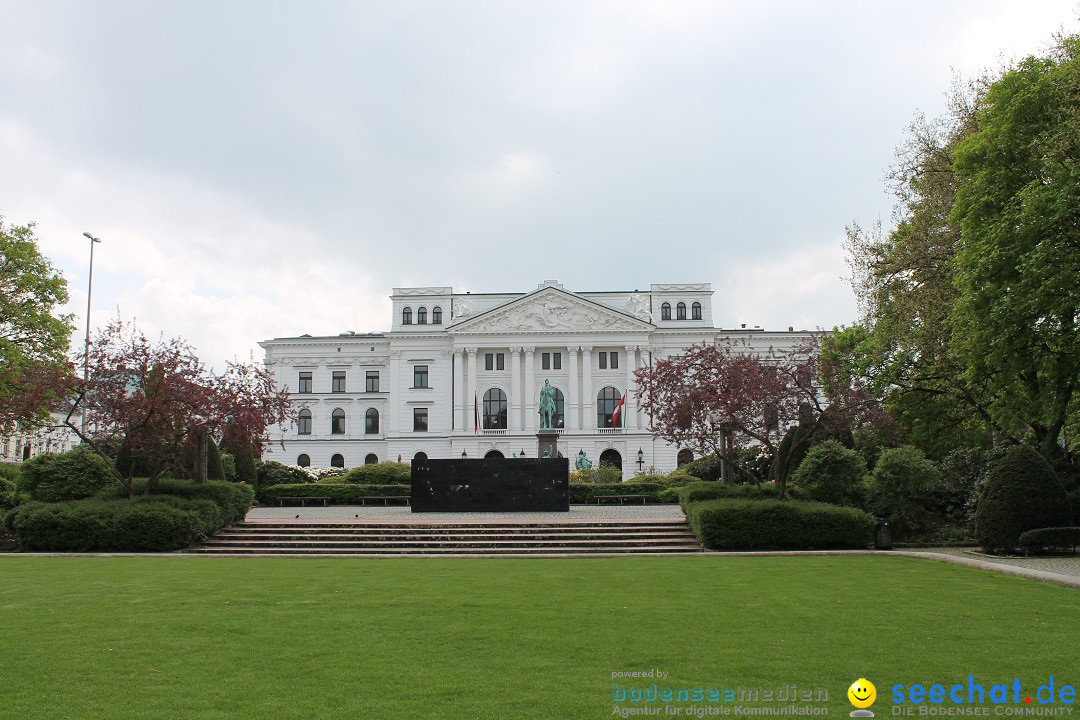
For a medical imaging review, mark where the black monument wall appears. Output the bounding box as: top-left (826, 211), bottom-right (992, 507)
top-left (411, 458), bottom-right (570, 512)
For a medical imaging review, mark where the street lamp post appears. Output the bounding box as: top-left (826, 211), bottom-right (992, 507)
top-left (81, 232), bottom-right (101, 437)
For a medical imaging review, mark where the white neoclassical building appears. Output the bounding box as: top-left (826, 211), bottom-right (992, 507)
top-left (260, 281), bottom-right (814, 473)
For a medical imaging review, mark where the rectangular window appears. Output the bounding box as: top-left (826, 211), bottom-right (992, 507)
top-left (413, 407), bottom-right (429, 432)
top-left (496, 353), bottom-right (505, 371)
top-left (485, 353), bottom-right (494, 371)
top-left (598, 352), bottom-right (607, 370)
top-left (331, 370), bottom-right (346, 393)
top-left (542, 352), bottom-right (550, 370)
top-left (413, 365), bottom-right (429, 388)
top-left (365, 371), bottom-right (380, 393)
top-left (610, 352), bottom-right (619, 370)
top-left (553, 352), bottom-right (561, 370)
top-left (298, 371), bottom-right (312, 393)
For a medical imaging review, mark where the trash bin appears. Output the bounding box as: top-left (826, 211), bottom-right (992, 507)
top-left (874, 518), bottom-right (892, 550)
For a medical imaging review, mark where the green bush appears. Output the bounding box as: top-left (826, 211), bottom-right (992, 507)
top-left (865, 446), bottom-right (941, 539)
top-left (100, 478), bottom-right (254, 524)
top-left (936, 447), bottom-right (1008, 528)
top-left (257, 461), bottom-right (314, 487)
top-left (572, 464), bottom-right (623, 484)
top-left (687, 498), bottom-right (874, 550)
top-left (677, 482), bottom-right (779, 513)
top-left (568, 482), bottom-right (676, 504)
top-left (258, 483), bottom-right (410, 505)
top-left (17, 446), bottom-right (118, 502)
top-left (975, 446), bottom-right (1071, 554)
top-left (0, 463), bottom-right (21, 486)
top-left (1018, 527), bottom-right (1080, 554)
top-left (340, 462), bottom-right (411, 485)
top-left (788, 440), bottom-right (867, 506)
top-left (221, 453), bottom-right (238, 483)
top-left (627, 472), bottom-right (702, 487)
top-left (679, 454), bottom-right (724, 483)
top-left (5, 496), bottom-right (223, 552)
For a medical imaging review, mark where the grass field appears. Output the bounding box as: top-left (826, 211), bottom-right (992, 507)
top-left (0, 555), bottom-right (1076, 719)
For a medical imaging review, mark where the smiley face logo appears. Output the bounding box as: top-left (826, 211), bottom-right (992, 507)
top-left (848, 678), bottom-right (877, 709)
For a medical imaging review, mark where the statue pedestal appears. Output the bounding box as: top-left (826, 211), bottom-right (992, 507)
top-left (536, 430), bottom-right (559, 459)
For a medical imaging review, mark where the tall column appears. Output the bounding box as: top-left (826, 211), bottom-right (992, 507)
top-left (466, 347), bottom-right (478, 433)
top-left (623, 345), bottom-right (638, 430)
top-left (581, 346), bottom-right (594, 430)
top-left (523, 347), bottom-right (536, 432)
top-left (387, 350), bottom-right (401, 435)
top-left (566, 346), bottom-right (579, 431)
top-left (509, 347), bottom-right (522, 432)
top-left (453, 348), bottom-right (464, 431)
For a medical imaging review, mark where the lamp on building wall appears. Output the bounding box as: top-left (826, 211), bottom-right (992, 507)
top-left (637, 448), bottom-right (644, 471)
top-left (519, 448), bottom-right (526, 458)
top-left (461, 450), bottom-right (467, 458)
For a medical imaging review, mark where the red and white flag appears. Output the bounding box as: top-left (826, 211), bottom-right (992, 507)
top-left (612, 395), bottom-right (626, 427)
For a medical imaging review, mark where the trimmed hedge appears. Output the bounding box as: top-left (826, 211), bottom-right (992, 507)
top-left (340, 462), bottom-right (411, 485)
top-left (100, 479), bottom-right (255, 525)
top-left (687, 498), bottom-right (875, 550)
top-left (975, 446), bottom-right (1071, 554)
top-left (259, 483), bottom-right (410, 505)
top-left (4, 496), bottom-right (223, 552)
top-left (678, 482), bottom-right (779, 512)
top-left (18, 446), bottom-right (119, 502)
top-left (1018, 527), bottom-right (1080, 554)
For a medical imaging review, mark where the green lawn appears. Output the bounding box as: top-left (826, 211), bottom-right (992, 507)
top-left (0, 556), bottom-right (1076, 719)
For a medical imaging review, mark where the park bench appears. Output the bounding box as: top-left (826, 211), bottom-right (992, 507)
top-left (593, 494), bottom-right (648, 505)
top-left (277, 496), bottom-right (331, 507)
top-left (358, 496), bottom-right (411, 507)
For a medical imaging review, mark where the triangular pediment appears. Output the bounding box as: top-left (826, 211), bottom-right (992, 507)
top-left (449, 286), bottom-right (652, 334)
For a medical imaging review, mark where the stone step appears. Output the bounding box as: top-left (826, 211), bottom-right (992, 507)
top-left (188, 518), bottom-right (702, 556)
top-left (186, 544), bottom-right (703, 555)
top-left (200, 537), bottom-right (701, 548)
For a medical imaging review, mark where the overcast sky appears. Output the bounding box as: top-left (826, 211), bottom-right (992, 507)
top-left (2, 0), bottom-right (1077, 370)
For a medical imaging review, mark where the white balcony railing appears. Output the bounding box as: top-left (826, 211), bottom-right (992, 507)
top-left (596, 428), bottom-right (624, 435)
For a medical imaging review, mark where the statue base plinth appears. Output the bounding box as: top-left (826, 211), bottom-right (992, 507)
top-left (536, 430), bottom-right (559, 459)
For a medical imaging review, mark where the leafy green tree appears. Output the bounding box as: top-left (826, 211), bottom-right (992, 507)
top-left (951, 36), bottom-right (1080, 460)
top-left (865, 446), bottom-right (941, 539)
top-left (788, 439), bottom-right (867, 506)
top-left (0, 217), bottom-right (74, 433)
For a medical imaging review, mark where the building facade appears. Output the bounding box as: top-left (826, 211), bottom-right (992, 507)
top-left (260, 281), bottom-right (813, 473)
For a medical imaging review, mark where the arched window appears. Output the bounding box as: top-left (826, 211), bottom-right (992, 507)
top-left (661, 302), bottom-right (671, 320)
top-left (298, 409), bottom-right (312, 435)
top-left (431, 306), bottom-right (442, 324)
top-left (484, 450), bottom-right (505, 459)
top-left (414, 451), bottom-right (428, 462)
top-left (331, 408), bottom-right (345, 434)
top-left (417, 306), bottom-right (427, 324)
top-left (676, 302), bottom-right (687, 320)
top-left (691, 302), bottom-right (702, 320)
top-left (551, 387), bottom-right (565, 429)
top-left (677, 449), bottom-right (694, 467)
top-left (597, 386), bottom-right (623, 428)
top-left (402, 307), bottom-right (412, 325)
top-left (364, 453), bottom-right (379, 465)
top-left (483, 388), bottom-right (508, 429)
top-left (599, 449), bottom-right (623, 472)
top-left (330, 453), bottom-right (345, 468)
top-left (297, 454), bottom-right (311, 467)
top-left (365, 408), bottom-right (380, 434)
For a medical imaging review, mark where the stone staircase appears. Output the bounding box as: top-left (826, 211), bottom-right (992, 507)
top-left (186, 519), bottom-right (702, 556)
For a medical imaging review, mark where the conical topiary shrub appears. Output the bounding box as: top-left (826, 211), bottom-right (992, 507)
top-left (974, 446), bottom-right (1070, 554)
